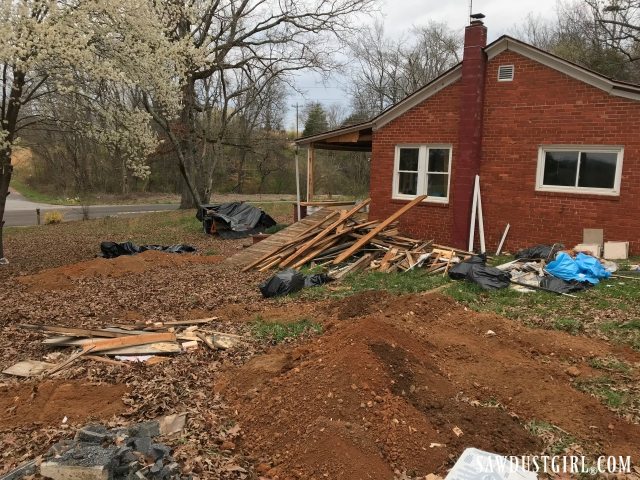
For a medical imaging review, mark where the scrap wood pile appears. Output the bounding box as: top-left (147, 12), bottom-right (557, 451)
top-left (243, 196), bottom-right (474, 278)
top-left (2, 318), bottom-right (244, 378)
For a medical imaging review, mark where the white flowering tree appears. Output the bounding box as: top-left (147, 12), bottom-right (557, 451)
top-left (0, 0), bottom-right (183, 259)
top-left (143, 0), bottom-right (378, 208)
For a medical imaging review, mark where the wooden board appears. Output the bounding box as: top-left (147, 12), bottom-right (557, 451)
top-left (101, 342), bottom-right (182, 355)
top-left (280, 199), bottom-right (371, 268)
top-left (19, 323), bottom-right (132, 338)
top-left (3, 360), bottom-right (55, 377)
top-left (229, 208), bottom-right (342, 269)
top-left (332, 195), bottom-right (426, 264)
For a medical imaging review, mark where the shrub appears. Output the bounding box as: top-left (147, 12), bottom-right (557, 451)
top-left (44, 210), bottom-right (64, 224)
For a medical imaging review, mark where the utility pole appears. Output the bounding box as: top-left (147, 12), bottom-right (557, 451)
top-left (293, 103), bottom-right (302, 221)
top-left (469, 0), bottom-right (473, 22)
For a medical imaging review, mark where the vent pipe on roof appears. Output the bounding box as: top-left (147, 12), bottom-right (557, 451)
top-left (451, 16), bottom-right (488, 250)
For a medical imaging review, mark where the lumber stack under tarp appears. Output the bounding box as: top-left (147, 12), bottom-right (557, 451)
top-left (241, 195), bottom-right (477, 277)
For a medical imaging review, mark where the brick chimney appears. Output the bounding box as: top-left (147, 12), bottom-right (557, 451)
top-left (451, 19), bottom-right (488, 250)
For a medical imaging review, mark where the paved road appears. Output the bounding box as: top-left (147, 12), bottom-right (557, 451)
top-left (4, 188), bottom-right (179, 226)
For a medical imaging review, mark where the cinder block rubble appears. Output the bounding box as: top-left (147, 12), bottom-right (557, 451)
top-left (38, 421), bottom-right (185, 480)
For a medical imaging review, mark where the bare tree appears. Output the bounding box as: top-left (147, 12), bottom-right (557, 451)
top-left (143, 0), bottom-right (378, 209)
top-left (512, 1), bottom-right (638, 82)
top-left (346, 21), bottom-right (461, 117)
top-left (586, 0), bottom-right (640, 61)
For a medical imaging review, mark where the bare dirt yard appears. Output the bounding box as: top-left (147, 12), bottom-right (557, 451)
top-left (1, 210), bottom-right (639, 479)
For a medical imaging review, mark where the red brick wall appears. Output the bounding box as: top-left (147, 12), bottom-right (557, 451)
top-left (369, 49), bottom-right (640, 253)
top-left (481, 50), bottom-right (640, 253)
top-left (369, 82), bottom-right (461, 245)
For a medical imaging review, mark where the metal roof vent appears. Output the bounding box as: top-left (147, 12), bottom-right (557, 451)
top-left (498, 65), bottom-right (515, 81)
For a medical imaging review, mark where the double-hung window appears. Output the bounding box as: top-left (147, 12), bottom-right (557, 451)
top-left (393, 145), bottom-right (452, 203)
top-left (536, 146), bottom-right (623, 196)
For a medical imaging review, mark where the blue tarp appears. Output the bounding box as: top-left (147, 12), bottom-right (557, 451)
top-left (545, 252), bottom-right (611, 285)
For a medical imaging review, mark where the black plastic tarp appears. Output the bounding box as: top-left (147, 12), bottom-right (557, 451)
top-left (198, 202), bottom-right (276, 239)
top-left (448, 255), bottom-right (512, 290)
top-left (539, 275), bottom-right (589, 294)
top-left (260, 269), bottom-right (334, 298)
top-left (99, 241), bottom-right (196, 259)
top-left (515, 244), bottom-right (564, 261)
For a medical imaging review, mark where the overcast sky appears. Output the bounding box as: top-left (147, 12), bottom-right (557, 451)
top-left (286, 0), bottom-right (559, 130)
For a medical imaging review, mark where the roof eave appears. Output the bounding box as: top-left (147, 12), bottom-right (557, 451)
top-left (485, 36), bottom-right (640, 101)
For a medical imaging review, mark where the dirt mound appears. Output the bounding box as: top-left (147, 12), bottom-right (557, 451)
top-left (326, 290), bottom-right (395, 320)
top-left (18, 250), bottom-right (224, 291)
top-left (0, 380), bottom-right (127, 428)
top-left (222, 293), bottom-right (640, 479)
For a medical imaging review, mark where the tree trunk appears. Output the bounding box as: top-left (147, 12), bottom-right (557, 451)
top-left (180, 177), bottom-right (197, 208)
top-left (0, 147), bottom-right (13, 259)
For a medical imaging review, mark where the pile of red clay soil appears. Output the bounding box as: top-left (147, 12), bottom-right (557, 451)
top-left (18, 250), bottom-right (224, 291)
top-left (220, 292), bottom-right (640, 479)
top-left (0, 380), bottom-right (127, 428)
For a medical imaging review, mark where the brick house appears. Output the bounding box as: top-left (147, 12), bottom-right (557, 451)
top-left (296, 20), bottom-right (640, 254)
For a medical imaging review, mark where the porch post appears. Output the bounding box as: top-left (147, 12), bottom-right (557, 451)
top-left (306, 144), bottom-right (315, 202)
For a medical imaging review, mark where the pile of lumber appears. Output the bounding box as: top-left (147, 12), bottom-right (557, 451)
top-left (242, 196), bottom-right (475, 277)
top-left (2, 319), bottom-right (243, 378)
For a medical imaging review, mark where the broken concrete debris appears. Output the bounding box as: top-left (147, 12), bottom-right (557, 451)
top-left (39, 420), bottom-right (184, 480)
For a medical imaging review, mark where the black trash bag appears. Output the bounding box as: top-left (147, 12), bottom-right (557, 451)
top-left (466, 264), bottom-right (512, 290)
top-left (448, 254), bottom-right (511, 290)
top-left (515, 244), bottom-right (564, 261)
top-left (100, 241), bottom-right (143, 258)
top-left (304, 273), bottom-right (334, 288)
top-left (198, 202), bottom-right (276, 239)
top-left (260, 269), bottom-right (306, 298)
top-left (99, 241), bottom-right (196, 259)
top-left (142, 244), bottom-right (197, 254)
top-left (540, 275), bottom-right (589, 294)
top-left (448, 255), bottom-right (486, 280)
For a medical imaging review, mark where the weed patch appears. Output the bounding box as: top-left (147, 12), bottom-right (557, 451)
top-left (252, 318), bottom-right (322, 344)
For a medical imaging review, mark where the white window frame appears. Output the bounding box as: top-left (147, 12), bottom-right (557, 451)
top-left (535, 145), bottom-right (624, 196)
top-left (392, 144), bottom-right (452, 203)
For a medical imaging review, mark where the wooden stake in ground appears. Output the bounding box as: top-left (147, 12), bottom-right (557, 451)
top-left (332, 195), bottom-right (426, 265)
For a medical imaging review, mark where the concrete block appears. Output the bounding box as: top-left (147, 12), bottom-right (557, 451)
top-left (39, 462), bottom-right (108, 480)
top-left (574, 243), bottom-right (601, 257)
top-left (127, 421), bottom-right (160, 439)
top-left (604, 241), bottom-right (629, 260)
top-left (583, 228), bottom-right (604, 246)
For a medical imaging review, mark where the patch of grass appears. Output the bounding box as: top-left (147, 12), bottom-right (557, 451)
top-left (10, 178), bottom-right (75, 205)
top-left (292, 270), bottom-right (450, 301)
top-left (526, 420), bottom-right (578, 455)
top-left (588, 357), bottom-right (631, 373)
top-left (447, 273), bottom-right (640, 350)
top-left (264, 223), bottom-right (289, 234)
top-left (252, 317), bottom-right (322, 344)
top-left (248, 202), bottom-right (294, 222)
top-left (553, 317), bottom-right (583, 334)
top-left (574, 376), bottom-right (627, 409)
top-left (158, 213), bottom-right (202, 233)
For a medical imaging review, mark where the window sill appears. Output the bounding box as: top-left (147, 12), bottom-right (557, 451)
top-left (390, 197), bottom-right (450, 207)
top-left (535, 186), bottom-right (620, 198)
top-left (534, 189), bottom-right (621, 201)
